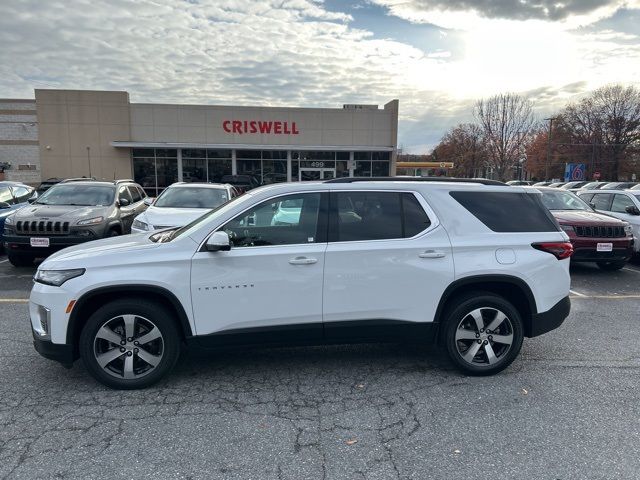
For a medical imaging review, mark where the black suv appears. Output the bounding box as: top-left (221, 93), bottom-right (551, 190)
top-left (3, 179), bottom-right (148, 266)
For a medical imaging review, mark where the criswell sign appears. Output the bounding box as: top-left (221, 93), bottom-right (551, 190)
top-left (223, 120), bottom-right (299, 135)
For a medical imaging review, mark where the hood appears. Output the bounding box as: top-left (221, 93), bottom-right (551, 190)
top-left (13, 204), bottom-right (110, 222)
top-left (551, 210), bottom-right (627, 225)
top-left (42, 232), bottom-right (160, 267)
top-left (139, 206), bottom-right (209, 228)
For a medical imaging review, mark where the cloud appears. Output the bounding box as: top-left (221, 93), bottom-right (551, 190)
top-left (371, 0), bottom-right (640, 28)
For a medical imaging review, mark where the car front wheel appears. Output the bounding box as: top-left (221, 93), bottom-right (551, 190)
top-left (443, 293), bottom-right (524, 376)
top-left (79, 299), bottom-right (181, 389)
top-left (596, 260), bottom-right (626, 271)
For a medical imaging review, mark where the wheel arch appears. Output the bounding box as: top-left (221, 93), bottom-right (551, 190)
top-left (67, 285), bottom-right (193, 357)
top-left (435, 275), bottom-right (538, 339)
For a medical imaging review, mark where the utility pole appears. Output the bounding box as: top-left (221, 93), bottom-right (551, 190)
top-left (544, 117), bottom-right (555, 180)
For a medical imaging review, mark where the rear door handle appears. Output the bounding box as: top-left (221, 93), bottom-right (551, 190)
top-left (419, 250), bottom-right (446, 259)
top-left (289, 256), bottom-right (318, 265)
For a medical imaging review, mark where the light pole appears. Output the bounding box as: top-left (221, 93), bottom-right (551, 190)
top-left (86, 146), bottom-right (92, 178)
top-left (544, 117), bottom-right (558, 180)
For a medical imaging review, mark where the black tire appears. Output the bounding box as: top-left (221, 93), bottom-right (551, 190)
top-left (596, 260), bottom-right (625, 271)
top-left (442, 292), bottom-right (524, 376)
top-left (7, 252), bottom-right (34, 267)
top-left (108, 229), bottom-right (120, 237)
top-left (79, 299), bottom-right (181, 389)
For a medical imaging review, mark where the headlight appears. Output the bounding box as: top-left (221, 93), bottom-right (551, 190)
top-left (4, 214), bottom-right (13, 225)
top-left (560, 224), bottom-right (574, 232)
top-left (77, 216), bottom-right (104, 226)
top-left (132, 219), bottom-right (150, 231)
top-left (34, 268), bottom-right (85, 286)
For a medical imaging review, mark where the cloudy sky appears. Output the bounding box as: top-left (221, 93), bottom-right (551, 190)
top-left (1, 0), bottom-right (639, 152)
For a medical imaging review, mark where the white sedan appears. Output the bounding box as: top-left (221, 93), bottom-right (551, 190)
top-left (131, 182), bottom-right (237, 233)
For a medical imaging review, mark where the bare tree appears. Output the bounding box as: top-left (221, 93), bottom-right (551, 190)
top-left (474, 93), bottom-right (536, 181)
top-left (433, 123), bottom-right (488, 177)
top-left (560, 85), bottom-right (640, 180)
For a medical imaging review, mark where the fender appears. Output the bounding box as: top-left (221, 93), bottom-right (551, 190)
top-left (66, 284), bottom-right (194, 347)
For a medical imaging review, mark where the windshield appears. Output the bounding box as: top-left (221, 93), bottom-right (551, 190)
top-left (150, 192), bottom-right (253, 243)
top-left (541, 190), bottom-right (592, 211)
top-left (35, 184), bottom-right (115, 206)
top-left (154, 187), bottom-right (229, 209)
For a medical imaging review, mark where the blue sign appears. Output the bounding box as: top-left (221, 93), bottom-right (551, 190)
top-left (564, 163), bottom-right (585, 181)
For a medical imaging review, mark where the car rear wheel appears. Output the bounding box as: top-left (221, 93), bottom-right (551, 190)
top-left (443, 293), bottom-right (524, 376)
top-left (7, 252), bottom-right (34, 267)
top-left (596, 260), bottom-right (625, 271)
top-left (79, 299), bottom-right (181, 389)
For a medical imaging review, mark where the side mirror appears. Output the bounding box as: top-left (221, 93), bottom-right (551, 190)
top-left (0, 201), bottom-right (10, 209)
top-left (28, 197), bottom-right (36, 204)
top-left (143, 197), bottom-right (154, 206)
top-left (205, 231), bottom-right (231, 252)
top-left (118, 197), bottom-right (131, 207)
top-left (625, 205), bottom-right (640, 215)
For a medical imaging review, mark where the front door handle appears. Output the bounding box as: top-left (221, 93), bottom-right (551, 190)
top-left (419, 250), bottom-right (446, 259)
top-left (289, 256), bottom-right (318, 265)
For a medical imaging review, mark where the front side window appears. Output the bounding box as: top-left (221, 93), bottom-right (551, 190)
top-left (592, 193), bottom-right (613, 211)
top-left (221, 193), bottom-right (323, 247)
top-left (35, 185), bottom-right (115, 206)
top-left (331, 191), bottom-right (431, 242)
top-left (0, 186), bottom-right (13, 205)
top-left (118, 185), bottom-right (133, 204)
top-left (128, 186), bottom-right (142, 203)
top-left (611, 194), bottom-right (634, 213)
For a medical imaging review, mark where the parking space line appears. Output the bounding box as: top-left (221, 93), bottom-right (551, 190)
top-left (622, 267), bottom-right (640, 274)
top-left (569, 289), bottom-right (587, 297)
top-left (0, 259), bottom-right (8, 264)
top-left (0, 298), bottom-right (29, 303)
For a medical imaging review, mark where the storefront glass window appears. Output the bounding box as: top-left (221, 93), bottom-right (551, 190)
top-left (372, 161), bottom-right (390, 177)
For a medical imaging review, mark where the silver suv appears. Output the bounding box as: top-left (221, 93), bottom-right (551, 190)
top-left (3, 179), bottom-right (147, 266)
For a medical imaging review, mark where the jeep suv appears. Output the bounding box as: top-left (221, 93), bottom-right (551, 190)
top-left (3, 179), bottom-right (147, 266)
top-left (29, 178), bottom-right (572, 389)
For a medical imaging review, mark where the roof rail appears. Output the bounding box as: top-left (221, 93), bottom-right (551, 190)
top-left (60, 177), bottom-right (97, 183)
top-left (114, 179), bottom-right (135, 184)
top-left (324, 176), bottom-right (507, 186)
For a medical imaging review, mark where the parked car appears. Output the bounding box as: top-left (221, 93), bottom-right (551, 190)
top-left (506, 180), bottom-right (533, 186)
top-left (578, 181), bottom-right (608, 191)
top-left (0, 181), bottom-right (37, 251)
top-left (599, 181), bottom-right (638, 190)
top-left (560, 181), bottom-right (589, 191)
top-left (220, 174), bottom-right (260, 193)
top-left (2, 180), bottom-right (147, 266)
top-left (532, 181), bottom-right (552, 186)
top-left (29, 177), bottom-right (572, 389)
top-left (547, 182), bottom-right (567, 188)
top-left (576, 189), bottom-right (640, 257)
top-left (631, 184), bottom-right (640, 190)
top-left (131, 182), bottom-right (238, 233)
top-left (532, 187), bottom-right (634, 270)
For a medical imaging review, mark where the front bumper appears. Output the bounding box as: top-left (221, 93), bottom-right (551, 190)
top-left (33, 332), bottom-right (74, 367)
top-left (3, 232), bottom-right (96, 255)
top-left (528, 296), bottom-right (571, 337)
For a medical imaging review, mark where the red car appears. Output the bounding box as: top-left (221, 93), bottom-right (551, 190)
top-left (534, 187), bottom-right (634, 270)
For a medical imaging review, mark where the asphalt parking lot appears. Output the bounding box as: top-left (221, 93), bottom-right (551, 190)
top-left (1, 255), bottom-right (639, 480)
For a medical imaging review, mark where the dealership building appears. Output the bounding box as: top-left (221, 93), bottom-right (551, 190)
top-left (0, 90), bottom-right (399, 194)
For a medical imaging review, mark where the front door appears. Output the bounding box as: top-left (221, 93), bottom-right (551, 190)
top-left (190, 192), bottom-right (328, 344)
top-left (299, 168), bottom-right (336, 181)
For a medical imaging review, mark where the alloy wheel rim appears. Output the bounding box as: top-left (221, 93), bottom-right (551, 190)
top-left (93, 314), bottom-right (164, 379)
top-left (454, 307), bottom-right (514, 367)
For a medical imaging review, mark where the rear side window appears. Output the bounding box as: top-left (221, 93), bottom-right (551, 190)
top-left (612, 194), bottom-right (634, 213)
top-left (450, 191), bottom-right (559, 232)
top-left (578, 193), bottom-right (594, 203)
top-left (331, 191), bottom-right (431, 241)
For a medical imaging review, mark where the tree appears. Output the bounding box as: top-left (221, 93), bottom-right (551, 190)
top-left (432, 123), bottom-right (488, 177)
top-left (559, 84), bottom-right (640, 180)
top-left (474, 93), bottom-right (536, 181)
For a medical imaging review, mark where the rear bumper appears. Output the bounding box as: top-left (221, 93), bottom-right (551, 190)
top-left (528, 296), bottom-right (571, 337)
top-left (32, 332), bottom-right (74, 366)
top-left (569, 236), bottom-right (633, 263)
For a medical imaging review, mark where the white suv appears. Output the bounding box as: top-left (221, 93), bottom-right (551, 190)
top-left (29, 178), bottom-right (572, 389)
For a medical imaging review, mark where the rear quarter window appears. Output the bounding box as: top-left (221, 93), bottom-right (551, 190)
top-left (450, 191), bottom-right (560, 233)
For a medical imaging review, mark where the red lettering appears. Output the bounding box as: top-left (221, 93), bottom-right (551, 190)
top-left (291, 122), bottom-right (299, 134)
top-left (249, 121), bottom-right (257, 133)
top-left (258, 121), bottom-right (272, 134)
top-left (223, 120), bottom-right (231, 133)
top-left (283, 122), bottom-right (291, 134)
top-left (232, 120), bottom-right (242, 134)
top-left (274, 121), bottom-right (282, 134)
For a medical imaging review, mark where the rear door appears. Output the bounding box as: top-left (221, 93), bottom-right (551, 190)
top-left (322, 190), bottom-right (454, 342)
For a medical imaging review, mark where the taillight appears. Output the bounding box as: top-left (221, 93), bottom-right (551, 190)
top-left (532, 242), bottom-right (574, 260)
